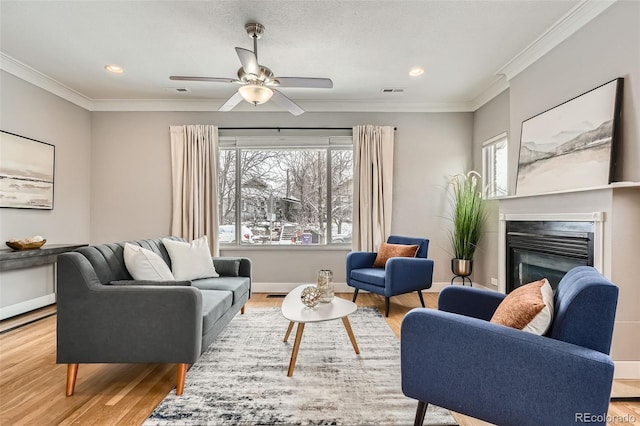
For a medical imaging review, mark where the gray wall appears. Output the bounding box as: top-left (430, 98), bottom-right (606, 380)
top-left (0, 71), bottom-right (91, 314)
top-left (472, 90), bottom-right (510, 288)
top-left (90, 111), bottom-right (473, 285)
top-left (508, 0), bottom-right (639, 187)
top-left (471, 0), bottom-right (640, 288)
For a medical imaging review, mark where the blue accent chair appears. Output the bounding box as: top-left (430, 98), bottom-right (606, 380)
top-left (347, 235), bottom-right (434, 317)
top-left (400, 266), bottom-right (619, 426)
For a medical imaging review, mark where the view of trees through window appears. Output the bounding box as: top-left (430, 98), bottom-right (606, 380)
top-left (482, 133), bottom-right (508, 198)
top-left (218, 145), bottom-right (353, 245)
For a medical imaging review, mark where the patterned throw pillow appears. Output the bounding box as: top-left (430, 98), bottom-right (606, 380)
top-left (372, 242), bottom-right (419, 268)
top-left (490, 278), bottom-right (555, 335)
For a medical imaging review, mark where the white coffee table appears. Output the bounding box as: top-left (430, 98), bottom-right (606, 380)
top-left (281, 285), bottom-right (360, 376)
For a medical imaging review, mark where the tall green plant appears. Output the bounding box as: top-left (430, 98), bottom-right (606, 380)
top-left (449, 171), bottom-right (486, 260)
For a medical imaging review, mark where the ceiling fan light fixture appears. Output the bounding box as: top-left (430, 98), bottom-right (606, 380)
top-left (238, 83), bottom-right (273, 105)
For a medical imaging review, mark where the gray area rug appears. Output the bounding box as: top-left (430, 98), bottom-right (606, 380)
top-left (146, 307), bottom-right (457, 425)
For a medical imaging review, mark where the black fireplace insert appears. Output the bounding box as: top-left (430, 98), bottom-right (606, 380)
top-left (506, 221), bottom-right (594, 293)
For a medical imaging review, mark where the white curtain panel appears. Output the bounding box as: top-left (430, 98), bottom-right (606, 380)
top-left (169, 125), bottom-right (220, 256)
top-left (352, 125), bottom-right (394, 252)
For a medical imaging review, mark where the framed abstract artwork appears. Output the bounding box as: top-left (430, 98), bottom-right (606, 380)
top-left (0, 130), bottom-right (55, 209)
top-left (515, 78), bottom-right (623, 196)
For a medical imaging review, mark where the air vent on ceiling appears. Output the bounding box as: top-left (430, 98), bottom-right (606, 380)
top-left (380, 88), bottom-right (404, 93)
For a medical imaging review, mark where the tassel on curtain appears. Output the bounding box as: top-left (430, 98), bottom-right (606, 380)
top-left (169, 125), bottom-right (220, 255)
top-left (352, 125), bottom-right (395, 252)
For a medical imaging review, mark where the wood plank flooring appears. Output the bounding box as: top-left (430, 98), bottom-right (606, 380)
top-left (0, 293), bottom-right (638, 426)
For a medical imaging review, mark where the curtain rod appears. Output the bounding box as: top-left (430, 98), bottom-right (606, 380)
top-left (218, 127), bottom-right (397, 131)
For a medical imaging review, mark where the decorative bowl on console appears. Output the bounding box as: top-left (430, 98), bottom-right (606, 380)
top-left (6, 237), bottom-right (47, 250)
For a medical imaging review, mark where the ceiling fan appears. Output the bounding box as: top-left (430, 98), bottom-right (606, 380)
top-left (170, 22), bottom-right (333, 116)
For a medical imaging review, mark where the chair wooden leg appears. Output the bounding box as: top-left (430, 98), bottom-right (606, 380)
top-left (417, 290), bottom-right (425, 308)
top-left (176, 363), bottom-right (188, 396)
top-left (241, 305), bottom-right (245, 315)
top-left (352, 288), bottom-right (359, 303)
top-left (66, 363), bottom-right (78, 396)
top-left (385, 297), bottom-right (390, 317)
top-left (414, 401), bottom-right (428, 426)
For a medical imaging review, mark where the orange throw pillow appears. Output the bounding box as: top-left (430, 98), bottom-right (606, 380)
top-left (373, 242), bottom-right (419, 268)
top-left (490, 278), bottom-right (554, 335)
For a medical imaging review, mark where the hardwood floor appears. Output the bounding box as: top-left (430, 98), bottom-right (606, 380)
top-left (0, 293), bottom-right (638, 426)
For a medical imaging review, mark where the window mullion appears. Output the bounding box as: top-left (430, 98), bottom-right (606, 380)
top-left (235, 147), bottom-right (242, 245)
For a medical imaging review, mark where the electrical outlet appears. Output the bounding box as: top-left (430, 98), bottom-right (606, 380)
top-left (491, 278), bottom-right (498, 286)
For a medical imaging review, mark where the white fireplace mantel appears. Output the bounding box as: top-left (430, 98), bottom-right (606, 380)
top-left (496, 184), bottom-right (640, 379)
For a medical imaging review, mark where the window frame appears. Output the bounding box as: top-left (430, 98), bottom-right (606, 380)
top-left (218, 135), bottom-right (353, 249)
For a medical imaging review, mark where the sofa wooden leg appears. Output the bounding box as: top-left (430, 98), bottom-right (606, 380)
top-left (66, 363), bottom-right (78, 396)
top-left (414, 401), bottom-right (428, 426)
top-left (352, 289), bottom-right (359, 303)
top-left (417, 290), bottom-right (425, 308)
top-left (241, 305), bottom-right (245, 315)
top-left (176, 363), bottom-right (188, 396)
top-left (385, 297), bottom-right (390, 317)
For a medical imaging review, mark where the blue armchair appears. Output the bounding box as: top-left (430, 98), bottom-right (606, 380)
top-left (401, 266), bottom-right (619, 426)
top-left (347, 235), bottom-right (434, 317)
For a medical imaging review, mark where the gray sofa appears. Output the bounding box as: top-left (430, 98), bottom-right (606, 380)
top-left (56, 236), bottom-right (251, 396)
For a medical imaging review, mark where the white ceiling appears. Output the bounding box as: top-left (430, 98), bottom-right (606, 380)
top-left (0, 1), bottom-right (612, 112)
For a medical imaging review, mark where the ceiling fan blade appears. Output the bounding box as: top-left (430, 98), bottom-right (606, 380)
top-left (235, 47), bottom-right (260, 77)
top-left (271, 77), bottom-right (333, 89)
top-left (218, 91), bottom-right (245, 112)
top-left (270, 89), bottom-right (304, 116)
top-left (170, 76), bottom-right (239, 83)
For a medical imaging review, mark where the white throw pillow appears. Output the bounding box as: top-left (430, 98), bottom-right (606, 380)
top-left (162, 236), bottom-right (219, 281)
top-left (123, 243), bottom-right (175, 281)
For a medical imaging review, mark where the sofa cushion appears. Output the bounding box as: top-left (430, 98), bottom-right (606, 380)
top-left (373, 242), bottom-right (419, 267)
top-left (213, 258), bottom-right (241, 277)
top-left (490, 278), bottom-right (554, 335)
top-left (162, 236), bottom-right (219, 280)
top-left (350, 268), bottom-right (386, 287)
top-left (200, 290), bottom-right (233, 335)
top-left (123, 243), bottom-right (175, 281)
top-left (192, 277), bottom-right (250, 304)
top-left (110, 280), bottom-right (191, 286)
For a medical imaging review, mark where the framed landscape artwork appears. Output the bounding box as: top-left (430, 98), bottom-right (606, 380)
top-left (0, 131), bottom-right (55, 209)
top-left (515, 78), bottom-right (623, 196)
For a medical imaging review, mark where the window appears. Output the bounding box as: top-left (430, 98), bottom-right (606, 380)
top-left (482, 132), bottom-right (508, 198)
top-left (218, 136), bottom-right (353, 246)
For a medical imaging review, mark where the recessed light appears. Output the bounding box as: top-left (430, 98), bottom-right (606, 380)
top-left (409, 67), bottom-right (424, 77)
top-left (104, 64), bottom-right (124, 74)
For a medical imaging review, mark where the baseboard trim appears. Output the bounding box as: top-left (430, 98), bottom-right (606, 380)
top-left (0, 293), bottom-right (56, 321)
top-left (252, 282), bottom-right (452, 294)
top-left (614, 361), bottom-right (640, 380)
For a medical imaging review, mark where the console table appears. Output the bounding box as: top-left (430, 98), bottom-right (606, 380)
top-left (0, 244), bottom-right (86, 321)
top-left (0, 244), bottom-right (86, 271)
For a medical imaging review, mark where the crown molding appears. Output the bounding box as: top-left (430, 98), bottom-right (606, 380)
top-left (469, 76), bottom-right (510, 111)
top-left (90, 98), bottom-right (475, 113)
top-left (0, 52), bottom-right (93, 110)
top-left (495, 0), bottom-right (617, 81)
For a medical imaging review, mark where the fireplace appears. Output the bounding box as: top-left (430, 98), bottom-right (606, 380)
top-left (505, 220), bottom-right (594, 293)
